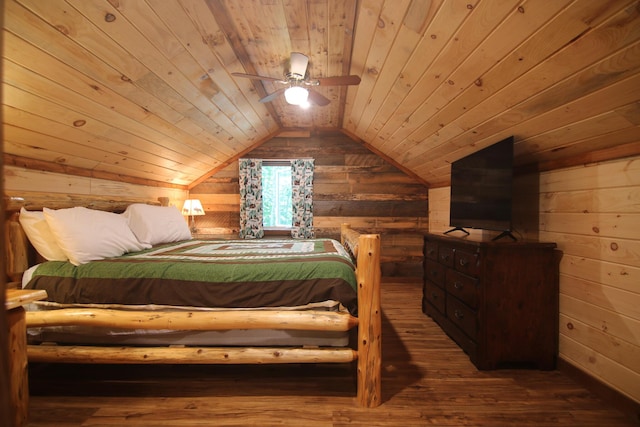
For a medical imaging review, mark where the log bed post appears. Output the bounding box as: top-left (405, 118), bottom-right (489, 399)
top-left (350, 227), bottom-right (382, 408)
top-left (5, 210), bottom-right (29, 286)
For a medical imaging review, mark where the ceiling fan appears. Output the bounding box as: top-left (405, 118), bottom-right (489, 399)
top-left (232, 52), bottom-right (361, 107)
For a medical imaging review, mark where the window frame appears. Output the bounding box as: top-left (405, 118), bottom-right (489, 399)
top-left (261, 160), bottom-right (293, 233)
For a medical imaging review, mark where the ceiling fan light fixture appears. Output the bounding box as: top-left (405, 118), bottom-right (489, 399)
top-left (284, 86), bottom-right (309, 106)
top-left (233, 52), bottom-right (360, 106)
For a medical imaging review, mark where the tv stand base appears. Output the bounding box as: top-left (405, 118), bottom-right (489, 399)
top-left (492, 230), bottom-right (517, 241)
top-left (444, 227), bottom-right (470, 236)
top-left (443, 228), bottom-right (517, 242)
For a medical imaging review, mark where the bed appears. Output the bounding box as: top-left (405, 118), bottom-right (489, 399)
top-left (4, 193), bottom-right (382, 407)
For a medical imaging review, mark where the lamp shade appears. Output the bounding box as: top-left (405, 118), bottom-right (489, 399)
top-left (284, 86), bottom-right (309, 105)
top-left (181, 199), bottom-right (205, 216)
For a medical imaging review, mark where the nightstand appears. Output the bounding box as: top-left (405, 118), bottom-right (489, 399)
top-left (5, 289), bottom-right (47, 427)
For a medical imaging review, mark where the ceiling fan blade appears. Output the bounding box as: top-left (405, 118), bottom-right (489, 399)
top-left (315, 75), bottom-right (361, 86)
top-left (259, 88), bottom-right (286, 103)
top-left (307, 89), bottom-right (331, 106)
top-left (289, 52), bottom-right (309, 78)
top-left (232, 72), bottom-right (285, 83)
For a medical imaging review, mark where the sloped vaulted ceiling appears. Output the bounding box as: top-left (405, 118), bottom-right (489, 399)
top-left (3, 0), bottom-right (640, 188)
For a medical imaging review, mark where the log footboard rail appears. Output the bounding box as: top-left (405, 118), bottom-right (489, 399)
top-left (16, 219), bottom-right (382, 407)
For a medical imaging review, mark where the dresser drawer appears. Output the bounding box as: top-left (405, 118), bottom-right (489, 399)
top-left (425, 260), bottom-right (446, 288)
top-left (424, 281), bottom-right (446, 315)
top-left (447, 296), bottom-right (477, 341)
top-left (424, 240), bottom-right (438, 261)
top-left (446, 269), bottom-right (478, 309)
top-left (454, 249), bottom-right (480, 277)
top-left (438, 245), bottom-right (455, 267)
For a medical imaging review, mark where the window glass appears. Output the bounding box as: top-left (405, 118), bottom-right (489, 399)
top-left (262, 165), bottom-right (292, 228)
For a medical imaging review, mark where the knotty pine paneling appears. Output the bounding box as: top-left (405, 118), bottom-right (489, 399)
top-left (189, 134), bottom-right (429, 278)
top-left (3, 166), bottom-right (188, 209)
top-left (427, 154), bottom-right (640, 404)
top-left (539, 156), bottom-right (640, 403)
top-left (4, 0), bottom-right (640, 188)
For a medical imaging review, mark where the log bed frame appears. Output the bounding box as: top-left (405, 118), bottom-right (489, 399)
top-left (3, 193), bottom-right (382, 407)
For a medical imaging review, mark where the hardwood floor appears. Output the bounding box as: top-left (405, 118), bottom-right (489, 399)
top-left (26, 279), bottom-right (636, 426)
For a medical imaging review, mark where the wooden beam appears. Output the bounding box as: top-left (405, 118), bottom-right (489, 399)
top-left (3, 154), bottom-right (187, 190)
top-left (3, 191), bottom-right (163, 212)
top-left (520, 141), bottom-right (640, 174)
top-left (28, 346), bottom-right (358, 365)
top-left (277, 128), bottom-right (312, 138)
top-left (27, 309), bottom-right (358, 332)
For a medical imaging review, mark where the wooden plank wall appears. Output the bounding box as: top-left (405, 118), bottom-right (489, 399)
top-left (189, 134), bottom-right (429, 278)
top-left (538, 155), bottom-right (640, 404)
top-left (428, 155), bottom-right (640, 404)
top-left (3, 166), bottom-right (188, 208)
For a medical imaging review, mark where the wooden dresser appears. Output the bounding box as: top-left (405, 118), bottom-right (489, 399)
top-left (422, 233), bottom-right (559, 370)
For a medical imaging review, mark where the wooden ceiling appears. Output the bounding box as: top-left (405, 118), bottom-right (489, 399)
top-left (3, 0), bottom-right (640, 188)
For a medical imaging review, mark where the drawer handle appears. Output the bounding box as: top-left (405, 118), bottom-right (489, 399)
top-left (428, 249), bottom-right (435, 256)
top-left (454, 309), bottom-right (464, 320)
top-left (459, 258), bottom-right (469, 267)
top-left (441, 254), bottom-right (450, 262)
top-left (453, 281), bottom-right (463, 290)
top-left (431, 292), bottom-right (438, 299)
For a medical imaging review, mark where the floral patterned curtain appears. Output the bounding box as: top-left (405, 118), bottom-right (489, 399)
top-left (238, 158), bottom-right (264, 239)
top-left (290, 159), bottom-right (315, 239)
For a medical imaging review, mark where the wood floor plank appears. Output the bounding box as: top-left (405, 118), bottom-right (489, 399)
top-left (26, 279), bottom-right (636, 426)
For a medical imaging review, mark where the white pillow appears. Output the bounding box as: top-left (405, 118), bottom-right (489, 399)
top-left (18, 207), bottom-right (68, 261)
top-left (123, 203), bottom-right (191, 246)
top-left (43, 207), bottom-right (150, 265)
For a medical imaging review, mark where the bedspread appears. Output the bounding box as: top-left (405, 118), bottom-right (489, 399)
top-left (24, 238), bottom-right (358, 315)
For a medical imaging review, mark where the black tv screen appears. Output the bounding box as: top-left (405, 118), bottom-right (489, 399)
top-left (449, 136), bottom-right (514, 234)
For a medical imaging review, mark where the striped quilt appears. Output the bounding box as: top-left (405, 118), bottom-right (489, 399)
top-left (24, 239), bottom-right (358, 315)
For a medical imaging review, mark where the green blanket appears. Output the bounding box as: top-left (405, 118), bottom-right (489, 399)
top-left (25, 239), bottom-right (358, 315)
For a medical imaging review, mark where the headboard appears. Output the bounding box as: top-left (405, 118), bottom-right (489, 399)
top-left (3, 191), bottom-right (169, 285)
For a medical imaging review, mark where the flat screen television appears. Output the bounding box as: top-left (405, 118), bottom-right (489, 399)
top-left (447, 136), bottom-right (515, 241)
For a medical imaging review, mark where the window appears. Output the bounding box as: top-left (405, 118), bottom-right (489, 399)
top-left (262, 163), bottom-right (292, 229)
top-left (239, 158), bottom-right (314, 239)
